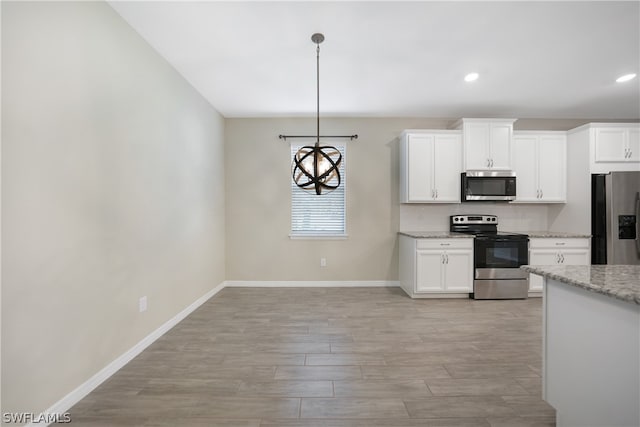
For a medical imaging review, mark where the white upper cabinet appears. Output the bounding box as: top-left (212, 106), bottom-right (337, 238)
top-left (589, 124), bottom-right (640, 173)
top-left (399, 130), bottom-right (462, 203)
top-left (513, 132), bottom-right (567, 203)
top-left (629, 128), bottom-right (640, 162)
top-left (455, 118), bottom-right (516, 171)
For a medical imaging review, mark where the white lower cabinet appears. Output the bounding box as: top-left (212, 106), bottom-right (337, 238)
top-left (400, 235), bottom-right (473, 298)
top-left (528, 238), bottom-right (590, 293)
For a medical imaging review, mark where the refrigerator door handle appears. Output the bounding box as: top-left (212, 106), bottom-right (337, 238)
top-left (635, 192), bottom-right (640, 256)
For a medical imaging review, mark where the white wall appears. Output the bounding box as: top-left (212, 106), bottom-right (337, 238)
top-left (2, 1), bottom-right (225, 415)
top-left (547, 126), bottom-right (592, 234)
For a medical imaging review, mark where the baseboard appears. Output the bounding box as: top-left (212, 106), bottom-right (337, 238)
top-left (224, 280), bottom-right (400, 288)
top-left (30, 281), bottom-right (226, 427)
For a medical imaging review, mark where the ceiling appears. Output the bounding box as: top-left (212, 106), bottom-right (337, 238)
top-left (108, 1), bottom-right (640, 119)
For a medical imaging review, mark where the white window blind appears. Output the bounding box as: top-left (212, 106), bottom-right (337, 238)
top-left (290, 143), bottom-right (346, 238)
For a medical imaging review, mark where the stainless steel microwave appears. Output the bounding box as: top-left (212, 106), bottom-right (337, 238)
top-left (461, 171), bottom-right (516, 202)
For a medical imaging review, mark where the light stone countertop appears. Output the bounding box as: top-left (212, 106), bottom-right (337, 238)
top-left (398, 231), bottom-right (474, 239)
top-left (400, 231), bottom-right (590, 239)
top-left (516, 231), bottom-right (592, 238)
top-left (521, 265), bottom-right (640, 305)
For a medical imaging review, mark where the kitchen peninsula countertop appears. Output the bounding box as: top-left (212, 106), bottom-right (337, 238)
top-left (398, 231), bottom-right (473, 239)
top-left (521, 264), bottom-right (640, 305)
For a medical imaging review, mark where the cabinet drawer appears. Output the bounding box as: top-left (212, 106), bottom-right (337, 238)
top-left (416, 239), bottom-right (473, 250)
top-left (529, 238), bottom-right (590, 249)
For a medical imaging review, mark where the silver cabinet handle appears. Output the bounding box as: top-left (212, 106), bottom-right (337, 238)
top-left (440, 243), bottom-right (450, 246)
top-left (556, 253), bottom-right (560, 263)
top-left (561, 254), bottom-right (565, 263)
top-left (486, 158), bottom-right (490, 167)
top-left (445, 254), bottom-right (449, 264)
top-left (537, 189), bottom-right (540, 199)
top-left (555, 242), bottom-right (565, 246)
top-left (431, 189), bottom-right (435, 198)
top-left (435, 189), bottom-right (438, 199)
top-left (540, 189), bottom-right (543, 199)
top-left (490, 159), bottom-right (494, 167)
top-left (441, 254), bottom-right (446, 264)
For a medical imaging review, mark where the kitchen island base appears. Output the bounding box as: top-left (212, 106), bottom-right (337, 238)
top-left (542, 276), bottom-right (639, 427)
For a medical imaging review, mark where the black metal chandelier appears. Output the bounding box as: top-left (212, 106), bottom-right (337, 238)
top-left (286, 33), bottom-right (354, 196)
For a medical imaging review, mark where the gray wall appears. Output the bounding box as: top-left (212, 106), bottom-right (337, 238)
top-left (2, 1), bottom-right (226, 414)
top-left (224, 118), bottom-right (600, 282)
top-left (225, 118), bottom-right (630, 282)
top-left (225, 117), bottom-right (454, 282)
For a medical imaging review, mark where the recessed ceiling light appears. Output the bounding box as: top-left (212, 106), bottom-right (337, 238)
top-left (616, 73), bottom-right (637, 83)
top-left (464, 72), bottom-right (479, 82)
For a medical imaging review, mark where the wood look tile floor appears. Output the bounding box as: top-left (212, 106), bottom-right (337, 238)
top-left (63, 287), bottom-right (555, 426)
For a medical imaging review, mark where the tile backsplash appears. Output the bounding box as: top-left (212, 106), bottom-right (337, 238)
top-left (400, 203), bottom-right (549, 232)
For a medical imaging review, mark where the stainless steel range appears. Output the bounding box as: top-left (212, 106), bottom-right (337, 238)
top-left (450, 215), bottom-right (529, 299)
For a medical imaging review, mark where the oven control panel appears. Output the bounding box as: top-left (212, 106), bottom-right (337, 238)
top-left (450, 215), bottom-right (497, 225)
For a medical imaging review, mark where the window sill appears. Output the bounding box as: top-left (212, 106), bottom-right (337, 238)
top-left (289, 234), bottom-right (348, 240)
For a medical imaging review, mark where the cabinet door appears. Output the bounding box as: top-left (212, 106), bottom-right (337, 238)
top-left (416, 250), bottom-right (444, 292)
top-left (513, 135), bottom-right (539, 202)
top-left (594, 128), bottom-right (627, 162)
top-left (443, 249), bottom-right (473, 292)
top-left (489, 123), bottom-right (513, 170)
top-left (538, 135), bottom-right (566, 202)
top-left (529, 249), bottom-right (560, 291)
top-left (627, 128), bottom-right (640, 162)
top-left (407, 135), bottom-right (434, 201)
top-left (464, 123), bottom-right (490, 170)
top-left (560, 249), bottom-right (590, 265)
top-left (433, 134), bottom-right (461, 202)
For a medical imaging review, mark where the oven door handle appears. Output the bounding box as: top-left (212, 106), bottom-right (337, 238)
top-left (476, 237), bottom-right (528, 242)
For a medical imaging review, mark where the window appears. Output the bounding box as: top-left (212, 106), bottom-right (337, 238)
top-left (290, 143), bottom-right (346, 238)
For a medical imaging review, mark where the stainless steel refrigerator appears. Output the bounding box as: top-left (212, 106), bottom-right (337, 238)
top-left (591, 171), bottom-right (640, 265)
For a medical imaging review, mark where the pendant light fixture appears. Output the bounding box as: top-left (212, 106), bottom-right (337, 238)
top-left (290, 33), bottom-right (344, 195)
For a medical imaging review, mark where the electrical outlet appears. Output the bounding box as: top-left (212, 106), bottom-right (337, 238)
top-left (139, 296), bottom-right (147, 313)
top-left (320, 257), bottom-right (327, 267)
